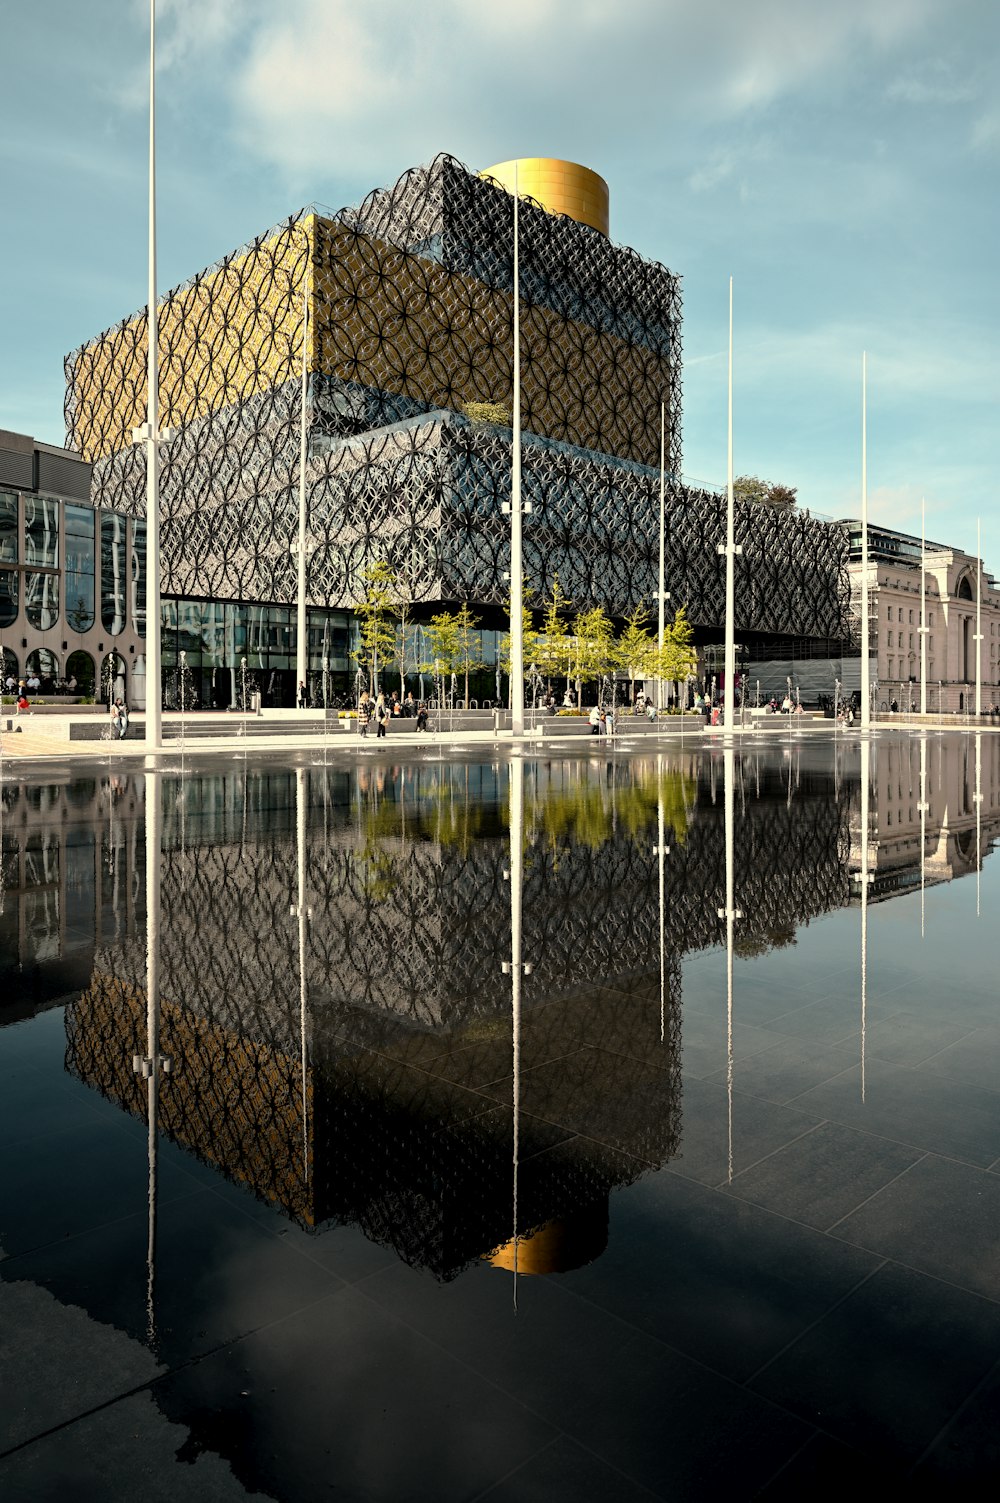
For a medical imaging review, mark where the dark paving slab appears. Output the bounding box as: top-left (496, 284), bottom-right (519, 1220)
top-left (0, 1190), bottom-right (344, 1370)
top-left (723, 1122), bottom-right (923, 1231)
top-left (705, 1036), bottom-right (857, 1104)
top-left (832, 1009), bottom-right (978, 1068)
top-left (754, 1432), bottom-right (903, 1496)
top-left (558, 1173), bottom-right (879, 1382)
top-left (0, 1271), bottom-right (161, 1453)
top-left (0, 1115), bottom-right (210, 1257)
top-left (912, 1357), bottom-right (1000, 1485)
top-left (151, 1283), bottom-right (556, 1503)
top-left (475, 1434), bottom-right (665, 1502)
top-left (0, 1390), bottom-right (260, 1502)
top-left (916, 1023), bottom-right (1000, 1091)
top-left (750, 1263), bottom-right (1000, 1465)
top-left (677, 1014), bottom-right (788, 1079)
top-left (832, 1153), bottom-right (1000, 1300)
top-left (667, 1076), bottom-right (822, 1186)
top-left (791, 1058), bottom-right (1000, 1165)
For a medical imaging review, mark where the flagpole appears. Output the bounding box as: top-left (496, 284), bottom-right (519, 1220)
top-left (919, 497), bottom-right (928, 716)
top-left (143, 0), bottom-right (162, 748)
top-left (508, 164), bottom-right (526, 739)
top-left (295, 250), bottom-right (311, 703)
top-left (721, 278), bottom-right (739, 732)
top-left (860, 354), bottom-right (870, 731)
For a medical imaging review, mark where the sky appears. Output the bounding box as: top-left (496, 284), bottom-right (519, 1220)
top-left (2, 0), bottom-right (998, 561)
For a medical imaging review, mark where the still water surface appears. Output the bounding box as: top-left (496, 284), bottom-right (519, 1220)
top-left (2, 734), bottom-right (1000, 1497)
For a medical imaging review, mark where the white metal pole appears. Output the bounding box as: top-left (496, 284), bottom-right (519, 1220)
top-left (657, 401), bottom-right (668, 713)
top-left (859, 736), bottom-right (870, 1099)
top-left (508, 756), bottom-right (524, 1305)
top-left (295, 249), bottom-right (311, 703)
top-left (144, 0), bottom-right (162, 748)
top-left (975, 518), bottom-right (983, 720)
top-left (919, 497), bottom-right (928, 716)
top-left (509, 164), bottom-right (525, 739)
top-left (722, 279), bottom-right (738, 733)
top-left (860, 353), bottom-right (870, 731)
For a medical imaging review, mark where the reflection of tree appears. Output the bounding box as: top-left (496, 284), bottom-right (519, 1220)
top-left (67, 595), bottom-right (93, 632)
top-left (527, 763), bottom-right (694, 856)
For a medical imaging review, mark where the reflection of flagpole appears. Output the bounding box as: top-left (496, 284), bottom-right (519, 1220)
top-left (293, 768), bottom-right (311, 1185)
top-left (856, 739), bottom-right (871, 1101)
top-left (504, 757), bottom-right (527, 1308)
top-left (135, 771), bottom-right (170, 1349)
top-left (975, 731), bottom-right (983, 918)
top-left (719, 746), bottom-right (741, 1182)
top-left (654, 753), bottom-right (670, 1043)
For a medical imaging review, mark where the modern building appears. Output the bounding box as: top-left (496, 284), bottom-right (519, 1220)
top-left (60, 153), bottom-right (853, 709)
top-left (0, 428), bottom-right (144, 699)
top-left (841, 520), bottom-right (1000, 713)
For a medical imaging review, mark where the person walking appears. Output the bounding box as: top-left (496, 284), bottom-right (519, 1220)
top-left (589, 704), bottom-right (601, 736)
top-left (117, 700), bottom-right (129, 739)
top-left (375, 692), bottom-right (388, 739)
top-left (358, 691), bottom-right (371, 738)
top-left (297, 680), bottom-right (308, 709)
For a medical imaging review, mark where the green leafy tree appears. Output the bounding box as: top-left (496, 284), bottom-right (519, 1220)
top-left (535, 576), bottom-right (574, 690)
top-left (572, 606), bottom-right (615, 698)
top-left (614, 604), bottom-right (655, 703)
top-left (734, 475), bottom-right (797, 510)
top-left (499, 579), bottom-right (540, 706)
top-left (421, 612), bottom-right (461, 703)
top-left (650, 604), bottom-right (698, 691)
top-left (353, 561), bottom-right (398, 695)
top-left (452, 601), bottom-right (483, 706)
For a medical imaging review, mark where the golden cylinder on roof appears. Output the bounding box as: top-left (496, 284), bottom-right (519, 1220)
top-left (484, 158), bottom-right (609, 237)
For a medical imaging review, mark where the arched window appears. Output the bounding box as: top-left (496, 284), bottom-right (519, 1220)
top-left (26, 648), bottom-right (59, 690)
top-left (100, 651), bottom-right (127, 705)
top-left (65, 506), bottom-right (96, 633)
top-left (1, 645), bottom-right (17, 684)
top-left (66, 650), bottom-right (96, 697)
top-left (958, 576), bottom-right (974, 601)
top-left (0, 569), bottom-right (16, 628)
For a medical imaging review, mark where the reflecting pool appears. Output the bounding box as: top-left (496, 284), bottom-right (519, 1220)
top-left (2, 733), bottom-right (1000, 1497)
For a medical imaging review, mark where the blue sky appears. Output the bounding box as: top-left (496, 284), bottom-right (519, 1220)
top-left (3, 0), bottom-right (998, 560)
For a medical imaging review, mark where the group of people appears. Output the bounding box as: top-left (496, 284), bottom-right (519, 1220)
top-left (3, 673), bottom-right (79, 698)
top-left (764, 695), bottom-right (805, 715)
top-left (355, 688), bottom-right (436, 736)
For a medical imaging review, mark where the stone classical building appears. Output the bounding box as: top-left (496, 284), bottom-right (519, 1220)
top-left (841, 520), bottom-right (1000, 713)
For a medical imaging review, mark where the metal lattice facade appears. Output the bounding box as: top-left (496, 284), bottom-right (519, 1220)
top-left (65, 153), bottom-right (851, 644)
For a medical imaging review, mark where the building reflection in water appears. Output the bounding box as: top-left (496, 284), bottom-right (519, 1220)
top-left (3, 737), bottom-right (1000, 1312)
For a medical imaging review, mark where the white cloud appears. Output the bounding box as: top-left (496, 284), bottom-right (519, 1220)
top-left (205, 0), bottom-right (936, 182)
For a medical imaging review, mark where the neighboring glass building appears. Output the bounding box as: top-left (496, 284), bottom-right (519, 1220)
top-left (61, 154), bottom-right (853, 707)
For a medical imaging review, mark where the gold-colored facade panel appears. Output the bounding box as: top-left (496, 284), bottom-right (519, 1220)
top-left (67, 217), bottom-right (315, 463)
top-left (483, 158), bottom-right (610, 237)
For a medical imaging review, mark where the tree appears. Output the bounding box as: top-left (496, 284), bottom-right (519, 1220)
top-left (650, 604), bottom-right (698, 689)
top-left (499, 579), bottom-right (540, 706)
top-left (572, 606), bottom-right (615, 699)
top-left (421, 612), bottom-right (461, 704)
top-left (614, 603), bottom-right (655, 703)
top-left (535, 576), bottom-right (573, 690)
top-left (734, 475), bottom-right (797, 510)
top-left (452, 601), bottom-right (483, 706)
top-left (353, 561), bottom-right (398, 695)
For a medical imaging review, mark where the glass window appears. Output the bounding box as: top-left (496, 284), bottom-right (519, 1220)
top-left (101, 514), bottom-right (127, 635)
top-left (131, 519), bottom-right (146, 638)
top-left (0, 491), bottom-right (17, 564)
top-left (64, 505), bottom-right (96, 633)
top-left (1, 644), bottom-right (17, 682)
top-left (24, 496), bottom-right (59, 568)
top-left (26, 648), bottom-right (59, 686)
top-left (25, 572), bottom-right (59, 630)
top-left (0, 569), bottom-right (16, 629)
top-left (65, 650), bottom-right (96, 696)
